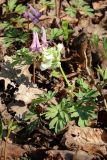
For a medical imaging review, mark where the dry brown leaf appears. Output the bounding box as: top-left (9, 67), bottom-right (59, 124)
top-left (73, 150), bottom-right (99, 160)
top-left (61, 14), bottom-right (78, 24)
top-left (61, 126), bottom-right (107, 155)
top-left (1, 56), bottom-right (32, 84)
top-left (0, 0), bottom-right (6, 5)
top-left (92, 1), bottom-right (107, 10)
top-left (45, 150), bottom-right (74, 160)
top-left (16, 84), bottom-right (43, 105)
top-left (0, 141), bottom-right (26, 159)
top-left (0, 98), bottom-right (5, 112)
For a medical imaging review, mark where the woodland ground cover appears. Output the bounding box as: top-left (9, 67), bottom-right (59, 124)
top-left (0, 0), bottom-right (107, 159)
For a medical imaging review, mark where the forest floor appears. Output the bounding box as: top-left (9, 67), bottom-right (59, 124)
top-left (0, 0), bottom-right (107, 159)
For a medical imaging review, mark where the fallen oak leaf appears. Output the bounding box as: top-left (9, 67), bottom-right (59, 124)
top-left (0, 141), bottom-right (26, 159)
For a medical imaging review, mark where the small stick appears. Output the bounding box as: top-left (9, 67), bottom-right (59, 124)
top-left (55, 0), bottom-right (62, 18)
top-left (33, 60), bottom-right (35, 83)
top-left (4, 129), bottom-right (10, 160)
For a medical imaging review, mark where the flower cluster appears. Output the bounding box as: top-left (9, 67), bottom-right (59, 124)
top-left (30, 26), bottom-right (63, 71)
top-left (40, 44), bottom-right (63, 71)
top-left (30, 27), bottom-right (48, 52)
top-left (23, 4), bottom-right (42, 24)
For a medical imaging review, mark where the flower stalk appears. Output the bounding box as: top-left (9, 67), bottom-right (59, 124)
top-left (33, 60), bottom-right (36, 83)
top-left (59, 63), bottom-right (72, 96)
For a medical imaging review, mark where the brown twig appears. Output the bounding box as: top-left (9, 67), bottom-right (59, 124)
top-left (33, 60), bottom-right (36, 83)
top-left (4, 129), bottom-right (10, 160)
top-left (55, 0), bottom-right (62, 18)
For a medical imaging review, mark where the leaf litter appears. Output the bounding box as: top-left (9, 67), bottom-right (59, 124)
top-left (0, 0), bottom-right (107, 159)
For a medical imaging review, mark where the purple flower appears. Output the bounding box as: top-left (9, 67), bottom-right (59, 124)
top-left (30, 27), bottom-right (48, 52)
top-left (24, 11), bottom-right (34, 19)
top-left (30, 32), bottom-right (41, 52)
top-left (23, 4), bottom-right (42, 24)
top-left (41, 27), bottom-right (48, 48)
top-left (27, 4), bottom-right (41, 18)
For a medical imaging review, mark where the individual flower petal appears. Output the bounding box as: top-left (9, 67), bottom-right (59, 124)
top-left (30, 32), bottom-right (41, 52)
top-left (41, 27), bottom-right (48, 48)
top-left (30, 32), bottom-right (37, 52)
top-left (23, 11), bottom-right (29, 18)
top-left (24, 12), bottom-right (35, 20)
top-left (40, 62), bottom-right (52, 71)
top-left (36, 32), bottom-right (41, 51)
top-left (57, 43), bottom-right (63, 52)
top-left (44, 54), bottom-right (53, 60)
top-left (32, 17), bottom-right (40, 24)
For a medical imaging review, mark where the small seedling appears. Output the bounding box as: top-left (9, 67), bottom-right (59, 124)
top-left (65, 0), bottom-right (94, 17)
top-left (103, 37), bottom-right (107, 58)
top-left (45, 98), bottom-right (71, 133)
top-left (61, 20), bottom-right (74, 41)
top-left (4, 120), bottom-right (17, 160)
top-left (49, 28), bottom-right (63, 40)
top-left (49, 20), bottom-right (74, 41)
top-left (4, 0), bottom-right (26, 13)
top-left (97, 66), bottom-right (107, 81)
top-left (40, 0), bottom-right (55, 9)
top-left (12, 48), bottom-right (34, 66)
top-left (4, 28), bottom-right (28, 48)
top-left (45, 86), bottom-right (97, 132)
top-left (1, 0), bottom-right (27, 48)
top-left (91, 33), bottom-right (99, 48)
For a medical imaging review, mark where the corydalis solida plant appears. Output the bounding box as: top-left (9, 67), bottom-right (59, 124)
top-left (30, 27), bottom-right (72, 92)
top-left (30, 26), bottom-right (48, 83)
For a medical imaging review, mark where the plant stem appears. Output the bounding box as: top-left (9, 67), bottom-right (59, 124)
top-left (4, 129), bottom-right (11, 160)
top-left (59, 64), bottom-right (72, 95)
top-left (33, 60), bottom-right (35, 83)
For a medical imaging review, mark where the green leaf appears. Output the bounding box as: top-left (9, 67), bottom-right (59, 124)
top-left (75, 90), bottom-right (85, 98)
top-left (77, 78), bottom-right (89, 90)
top-left (55, 120), bottom-right (59, 133)
top-left (59, 119), bottom-right (65, 130)
top-left (65, 0), bottom-right (94, 17)
top-left (45, 105), bottom-right (59, 119)
top-left (76, 105), bottom-right (96, 127)
top-left (69, 106), bottom-right (76, 112)
top-left (44, 98), bottom-right (71, 133)
top-left (15, 4), bottom-right (26, 14)
top-left (103, 37), bottom-right (107, 57)
top-left (78, 117), bottom-right (86, 127)
top-left (12, 47), bottom-right (33, 66)
top-left (46, 110), bottom-right (58, 119)
top-left (60, 111), bottom-right (65, 119)
top-left (70, 112), bottom-right (79, 118)
top-left (91, 33), bottom-right (99, 47)
top-left (82, 5), bottom-right (94, 16)
top-left (8, 120), bottom-right (17, 131)
top-left (64, 112), bottom-right (70, 122)
top-left (85, 90), bottom-right (97, 98)
top-left (65, 6), bottom-right (77, 17)
top-left (51, 70), bottom-right (61, 78)
top-left (40, 0), bottom-right (55, 9)
top-left (49, 117), bottom-right (58, 129)
top-left (8, 0), bottom-right (17, 12)
top-left (23, 111), bottom-right (37, 121)
top-left (50, 28), bottom-right (63, 40)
